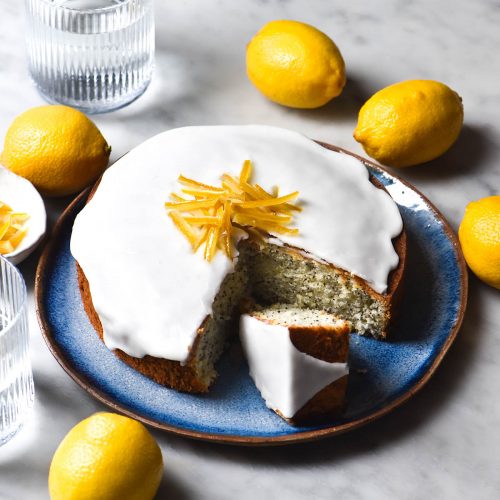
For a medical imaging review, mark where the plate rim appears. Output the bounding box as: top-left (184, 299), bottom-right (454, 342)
top-left (35, 143), bottom-right (468, 446)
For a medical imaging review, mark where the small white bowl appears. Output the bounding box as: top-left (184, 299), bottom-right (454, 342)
top-left (0, 165), bottom-right (46, 265)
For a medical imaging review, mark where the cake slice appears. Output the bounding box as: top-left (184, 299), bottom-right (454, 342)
top-left (240, 304), bottom-right (350, 424)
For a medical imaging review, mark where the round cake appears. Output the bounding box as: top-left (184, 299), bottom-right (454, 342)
top-left (71, 125), bottom-right (405, 401)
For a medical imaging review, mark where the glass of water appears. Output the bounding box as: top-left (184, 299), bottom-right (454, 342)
top-left (0, 256), bottom-right (34, 446)
top-left (25, 0), bottom-right (155, 113)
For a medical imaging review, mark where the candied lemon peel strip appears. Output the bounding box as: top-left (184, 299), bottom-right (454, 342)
top-left (0, 201), bottom-right (30, 255)
top-left (164, 160), bottom-right (300, 261)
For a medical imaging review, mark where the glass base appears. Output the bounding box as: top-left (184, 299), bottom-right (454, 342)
top-left (0, 422), bottom-right (24, 447)
top-left (33, 78), bottom-right (152, 114)
top-left (0, 387), bottom-right (34, 447)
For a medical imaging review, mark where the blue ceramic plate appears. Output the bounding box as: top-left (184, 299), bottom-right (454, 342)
top-left (36, 145), bottom-right (467, 445)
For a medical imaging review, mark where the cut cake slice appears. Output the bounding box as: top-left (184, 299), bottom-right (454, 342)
top-left (240, 304), bottom-right (350, 424)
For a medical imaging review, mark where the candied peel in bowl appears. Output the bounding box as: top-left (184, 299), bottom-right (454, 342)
top-left (0, 201), bottom-right (29, 255)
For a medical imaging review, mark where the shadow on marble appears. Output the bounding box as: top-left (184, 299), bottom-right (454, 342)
top-left (17, 248), bottom-right (41, 289)
top-left (398, 124), bottom-right (497, 182)
top-left (281, 76), bottom-right (370, 124)
top-left (156, 469), bottom-right (193, 500)
top-left (105, 29), bottom-right (238, 126)
top-left (157, 276), bottom-right (483, 467)
top-left (34, 371), bottom-right (103, 420)
top-left (92, 49), bottom-right (216, 139)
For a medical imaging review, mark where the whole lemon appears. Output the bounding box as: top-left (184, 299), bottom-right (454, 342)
top-left (354, 80), bottom-right (463, 167)
top-left (48, 412), bottom-right (163, 500)
top-left (458, 196), bottom-right (500, 289)
top-left (246, 20), bottom-right (346, 109)
top-left (1, 105), bottom-right (111, 197)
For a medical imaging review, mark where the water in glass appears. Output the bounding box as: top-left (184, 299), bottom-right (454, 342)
top-left (25, 0), bottom-right (155, 113)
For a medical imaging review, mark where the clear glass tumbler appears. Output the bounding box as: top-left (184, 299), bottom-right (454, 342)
top-left (0, 256), bottom-right (34, 446)
top-left (25, 0), bottom-right (155, 113)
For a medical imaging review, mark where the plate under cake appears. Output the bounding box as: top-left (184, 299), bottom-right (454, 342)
top-left (36, 142), bottom-right (467, 444)
top-left (70, 126), bottom-right (405, 404)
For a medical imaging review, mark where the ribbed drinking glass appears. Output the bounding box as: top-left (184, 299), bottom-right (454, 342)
top-left (25, 0), bottom-right (155, 113)
top-left (0, 256), bottom-right (34, 446)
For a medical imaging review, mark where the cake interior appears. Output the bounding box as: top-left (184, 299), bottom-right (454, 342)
top-left (190, 236), bottom-right (390, 390)
top-left (239, 239), bottom-right (388, 337)
top-left (247, 303), bottom-right (349, 328)
top-left (191, 257), bottom-right (249, 388)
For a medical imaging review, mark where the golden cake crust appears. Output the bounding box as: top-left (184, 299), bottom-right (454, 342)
top-left (77, 263), bottom-right (211, 392)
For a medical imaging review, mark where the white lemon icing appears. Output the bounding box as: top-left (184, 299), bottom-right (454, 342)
top-left (70, 125), bottom-right (402, 363)
top-left (239, 314), bottom-right (348, 418)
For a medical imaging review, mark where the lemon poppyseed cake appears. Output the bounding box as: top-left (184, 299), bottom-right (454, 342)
top-left (71, 125), bottom-right (404, 400)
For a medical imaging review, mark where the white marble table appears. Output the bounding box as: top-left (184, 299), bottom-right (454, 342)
top-left (1, 1), bottom-right (499, 498)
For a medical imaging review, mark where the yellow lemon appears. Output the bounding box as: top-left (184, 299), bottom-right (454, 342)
top-left (246, 20), bottom-right (346, 109)
top-left (48, 412), bottom-right (163, 500)
top-left (1, 105), bottom-right (111, 197)
top-left (353, 80), bottom-right (463, 167)
top-left (458, 196), bottom-right (500, 289)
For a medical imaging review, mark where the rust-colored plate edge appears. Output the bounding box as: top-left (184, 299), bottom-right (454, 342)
top-left (35, 144), bottom-right (468, 446)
